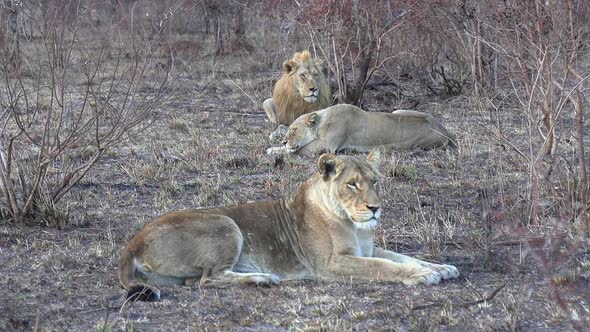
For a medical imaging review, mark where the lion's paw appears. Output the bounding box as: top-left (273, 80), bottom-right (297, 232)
top-left (419, 270), bottom-right (442, 286)
top-left (249, 273), bottom-right (280, 287)
top-left (402, 266), bottom-right (441, 286)
top-left (269, 274), bottom-right (281, 285)
top-left (269, 125), bottom-right (289, 141)
top-left (432, 264), bottom-right (460, 280)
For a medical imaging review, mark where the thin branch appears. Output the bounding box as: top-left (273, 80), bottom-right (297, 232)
top-left (411, 284), bottom-right (505, 311)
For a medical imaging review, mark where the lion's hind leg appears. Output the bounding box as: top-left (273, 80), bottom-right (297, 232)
top-left (200, 270), bottom-right (280, 288)
top-left (189, 215), bottom-right (280, 288)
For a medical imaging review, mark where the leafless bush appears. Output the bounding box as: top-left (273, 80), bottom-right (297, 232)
top-left (0, 0), bottom-right (185, 225)
top-left (197, 0), bottom-right (256, 56)
top-left (261, 1), bottom-right (476, 103)
top-left (470, 0), bottom-right (590, 222)
top-left (427, 0), bottom-right (499, 96)
top-left (378, 1), bottom-right (473, 96)
top-left (471, 1), bottom-right (590, 328)
top-left (263, 0), bottom-right (416, 105)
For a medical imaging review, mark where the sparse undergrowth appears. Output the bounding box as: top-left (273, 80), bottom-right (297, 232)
top-left (1, 68), bottom-right (587, 330)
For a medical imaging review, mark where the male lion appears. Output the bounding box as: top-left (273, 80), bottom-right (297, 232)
top-left (118, 149), bottom-right (459, 301)
top-left (266, 104), bottom-right (456, 155)
top-left (263, 50), bottom-right (331, 140)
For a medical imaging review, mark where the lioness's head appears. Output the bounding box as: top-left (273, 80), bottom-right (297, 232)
top-left (283, 51), bottom-right (324, 104)
top-left (282, 112), bottom-right (319, 152)
top-left (315, 149), bottom-right (383, 228)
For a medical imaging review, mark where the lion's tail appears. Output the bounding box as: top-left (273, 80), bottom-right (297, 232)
top-left (118, 249), bottom-right (161, 302)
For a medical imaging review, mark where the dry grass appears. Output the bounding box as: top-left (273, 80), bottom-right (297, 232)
top-left (0, 58), bottom-right (587, 330)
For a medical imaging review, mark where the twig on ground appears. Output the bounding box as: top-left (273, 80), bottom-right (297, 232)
top-left (411, 283), bottom-right (505, 311)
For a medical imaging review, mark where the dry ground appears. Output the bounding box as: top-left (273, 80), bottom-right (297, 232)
top-left (1, 55), bottom-right (589, 331)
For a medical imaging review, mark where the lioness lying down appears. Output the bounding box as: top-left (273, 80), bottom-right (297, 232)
top-left (267, 104), bottom-right (456, 155)
top-left (119, 149), bottom-right (459, 301)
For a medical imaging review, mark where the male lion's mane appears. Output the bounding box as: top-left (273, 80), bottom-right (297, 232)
top-left (273, 51), bottom-right (331, 125)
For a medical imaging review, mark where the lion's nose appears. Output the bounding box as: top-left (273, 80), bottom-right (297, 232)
top-left (367, 205), bottom-right (380, 213)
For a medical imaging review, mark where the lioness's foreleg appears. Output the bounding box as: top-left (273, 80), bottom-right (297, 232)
top-left (327, 255), bottom-right (442, 285)
top-left (373, 247), bottom-right (459, 280)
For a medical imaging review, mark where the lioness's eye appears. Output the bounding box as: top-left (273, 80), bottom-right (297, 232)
top-left (347, 182), bottom-right (357, 189)
top-left (299, 74), bottom-right (306, 81)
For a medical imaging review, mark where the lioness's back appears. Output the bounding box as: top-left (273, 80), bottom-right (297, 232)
top-left (295, 104), bottom-right (456, 152)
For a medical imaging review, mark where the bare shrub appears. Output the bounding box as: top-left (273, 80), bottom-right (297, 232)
top-left (473, 1), bottom-right (590, 328)
top-left (264, 0), bottom-right (417, 105)
top-left (0, 0), bottom-right (185, 225)
top-left (376, 1), bottom-right (474, 97)
top-left (464, 0), bottom-right (590, 226)
top-left (262, 1), bottom-right (475, 103)
top-left (198, 0), bottom-right (256, 56)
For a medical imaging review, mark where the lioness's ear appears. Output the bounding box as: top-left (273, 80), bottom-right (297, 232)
top-left (307, 113), bottom-right (319, 126)
top-left (367, 148), bottom-right (382, 168)
top-left (318, 154), bottom-right (343, 180)
top-left (283, 60), bottom-right (298, 74)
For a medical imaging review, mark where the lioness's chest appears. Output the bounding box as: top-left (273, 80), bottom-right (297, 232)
top-left (335, 225), bottom-right (374, 257)
top-left (354, 228), bottom-right (374, 257)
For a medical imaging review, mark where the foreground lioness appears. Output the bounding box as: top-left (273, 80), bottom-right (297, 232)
top-left (267, 104), bottom-right (456, 155)
top-left (263, 50), bottom-right (330, 140)
top-left (119, 149), bottom-right (459, 301)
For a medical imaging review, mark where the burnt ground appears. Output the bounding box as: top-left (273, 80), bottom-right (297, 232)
top-left (1, 56), bottom-right (589, 331)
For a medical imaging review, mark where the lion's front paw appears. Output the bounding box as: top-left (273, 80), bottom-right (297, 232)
top-left (266, 147), bottom-right (283, 155)
top-left (269, 125), bottom-right (288, 141)
top-left (432, 264), bottom-right (460, 280)
top-left (402, 266), bottom-right (442, 286)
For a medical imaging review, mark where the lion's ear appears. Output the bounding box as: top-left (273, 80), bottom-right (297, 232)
top-left (307, 113), bottom-right (319, 126)
top-left (367, 148), bottom-right (382, 168)
top-left (318, 154), bottom-right (343, 180)
top-left (282, 60), bottom-right (298, 74)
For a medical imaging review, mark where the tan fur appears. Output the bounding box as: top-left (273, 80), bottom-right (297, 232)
top-left (267, 104), bottom-right (457, 155)
top-left (119, 150), bottom-right (459, 299)
top-left (263, 51), bottom-right (331, 127)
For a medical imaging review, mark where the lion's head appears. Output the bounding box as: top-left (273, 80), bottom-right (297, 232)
top-left (284, 53), bottom-right (322, 104)
top-left (282, 112), bottom-right (319, 153)
top-left (312, 149), bottom-right (383, 229)
top-left (273, 51), bottom-right (330, 125)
